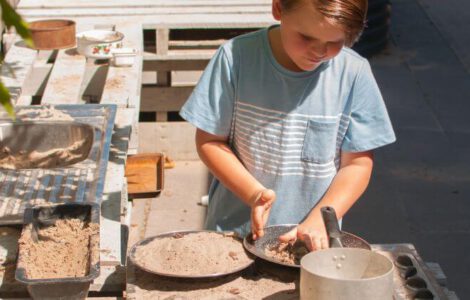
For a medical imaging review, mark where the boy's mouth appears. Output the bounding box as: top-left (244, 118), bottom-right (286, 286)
top-left (305, 57), bottom-right (323, 64)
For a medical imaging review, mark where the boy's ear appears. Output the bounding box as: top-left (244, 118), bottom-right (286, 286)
top-left (272, 0), bottom-right (282, 21)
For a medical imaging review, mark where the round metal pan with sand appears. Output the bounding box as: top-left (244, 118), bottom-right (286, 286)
top-left (244, 224), bottom-right (370, 268)
top-left (129, 230), bottom-right (254, 278)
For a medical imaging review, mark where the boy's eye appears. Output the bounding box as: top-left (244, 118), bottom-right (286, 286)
top-left (299, 33), bottom-right (313, 41)
top-left (328, 40), bottom-right (344, 46)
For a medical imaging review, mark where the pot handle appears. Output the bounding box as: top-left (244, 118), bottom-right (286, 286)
top-left (321, 206), bottom-right (343, 248)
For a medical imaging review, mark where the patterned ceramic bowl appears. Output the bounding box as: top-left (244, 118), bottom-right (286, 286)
top-left (76, 30), bottom-right (124, 59)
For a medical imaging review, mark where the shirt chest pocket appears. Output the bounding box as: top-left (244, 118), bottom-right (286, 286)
top-left (301, 119), bottom-right (339, 164)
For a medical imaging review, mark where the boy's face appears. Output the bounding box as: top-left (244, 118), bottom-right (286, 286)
top-left (273, 0), bottom-right (346, 71)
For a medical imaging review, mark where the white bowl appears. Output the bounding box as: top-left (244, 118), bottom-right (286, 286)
top-left (76, 30), bottom-right (124, 59)
top-left (111, 47), bottom-right (137, 67)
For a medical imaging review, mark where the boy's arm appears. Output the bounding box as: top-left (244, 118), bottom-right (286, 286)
top-left (196, 129), bottom-right (264, 205)
top-left (279, 151), bottom-right (374, 249)
top-left (196, 129), bottom-right (276, 238)
top-left (303, 151), bottom-right (373, 226)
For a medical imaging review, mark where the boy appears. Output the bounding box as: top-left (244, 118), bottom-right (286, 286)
top-left (180, 0), bottom-right (395, 251)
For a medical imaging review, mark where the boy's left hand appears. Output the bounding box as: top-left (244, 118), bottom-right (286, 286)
top-left (251, 189), bottom-right (276, 240)
top-left (278, 220), bottom-right (329, 251)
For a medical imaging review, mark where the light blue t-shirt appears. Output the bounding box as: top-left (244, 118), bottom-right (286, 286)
top-left (180, 26), bottom-right (396, 237)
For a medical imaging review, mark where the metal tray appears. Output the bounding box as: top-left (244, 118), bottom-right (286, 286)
top-left (0, 104), bottom-right (116, 224)
top-left (243, 224), bottom-right (370, 268)
top-left (129, 230), bottom-right (254, 279)
top-left (16, 203), bottom-right (100, 300)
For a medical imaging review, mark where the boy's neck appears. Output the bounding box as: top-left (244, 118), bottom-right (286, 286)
top-left (267, 26), bottom-right (304, 73)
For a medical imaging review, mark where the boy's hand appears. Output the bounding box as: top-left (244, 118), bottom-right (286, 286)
top-left (250, 189), bottom-right (276, 240)
top-left (278, 220), bottom-right (328, 251)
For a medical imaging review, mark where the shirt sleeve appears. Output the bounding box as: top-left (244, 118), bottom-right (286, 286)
top-left (341, 60), bottom-right (396, 152)
top-left (179, 45), bottom-right (237, 137)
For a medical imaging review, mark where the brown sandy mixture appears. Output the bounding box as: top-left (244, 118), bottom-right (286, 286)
top-left (16, 106), bottom-right (74, 121)
top-left (18, 218), bottom-right (99, 279)
top-left (133, 232), bottom-right (252, 276)
top-left (265, 241), bottom-right (309, 265)
top-left (0, 139), bottom-right (87, 169)
top-left (132, 272), bottom-right (298, 300)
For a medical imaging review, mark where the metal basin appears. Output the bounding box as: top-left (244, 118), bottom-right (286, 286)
top-left (0, 121), bottom-right (94, 169)
top-left (0, 104), bottom-right (116, 225)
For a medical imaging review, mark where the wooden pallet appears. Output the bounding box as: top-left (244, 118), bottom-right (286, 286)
top-left (0, 19), bottom-right (143, 297)
top-left (15, 1), bottom-right (278, 163)
top-left (17, 0), bottom-right (276, 119)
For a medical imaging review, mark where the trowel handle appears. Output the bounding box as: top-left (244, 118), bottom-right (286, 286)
top-left (321, 206), bottom-right (343, 248)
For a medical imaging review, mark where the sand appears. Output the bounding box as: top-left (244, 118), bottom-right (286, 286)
top-left (132, 273), bottom-right (298, 300)
top-left (16, 106), bottom-right (74, 121)
top-left (133, 232), bottom-right (253, 277)
top-left (129, 259), bottom-right (299, 300)
top-left (18, 218), bottom-right (99, 279)
top-left (264, 241), bottom-right (309, 265)
top-left (0, 139), bottom-right (87, 169)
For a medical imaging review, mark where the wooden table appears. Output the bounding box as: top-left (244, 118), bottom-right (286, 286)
top-left (0, 19), bottom-right (143, 297)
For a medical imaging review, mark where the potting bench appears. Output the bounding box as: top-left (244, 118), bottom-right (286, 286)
top-left (0, 18), bottom-right (143, 297)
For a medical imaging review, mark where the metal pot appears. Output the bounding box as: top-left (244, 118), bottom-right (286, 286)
top-left (299, 207), bottom-right (394, 299)
top-left (300, 247), bottom-right (394, 300)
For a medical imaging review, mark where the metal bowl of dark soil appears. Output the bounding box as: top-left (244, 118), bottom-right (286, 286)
top-left (244, 224), bottom-right (370, 268)
top-left (129, 230), bottom-right (254, 278)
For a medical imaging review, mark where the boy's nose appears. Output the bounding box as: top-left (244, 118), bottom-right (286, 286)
top-left (309, 43), bottom-right (327, 59)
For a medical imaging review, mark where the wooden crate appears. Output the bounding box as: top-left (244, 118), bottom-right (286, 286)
top-left (125, 153), bottom-right (165, 198)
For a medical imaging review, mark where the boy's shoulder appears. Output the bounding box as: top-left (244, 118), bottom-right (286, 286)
top-left (220, 29), bottom-right (265, 57)
top-left (327, 47), bottom-right (371, 80)
top-left (333, 47), bottom-right (369, 69)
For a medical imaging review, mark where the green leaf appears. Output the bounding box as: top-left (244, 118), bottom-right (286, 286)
top-left (0, 82), bottom-right (16, 120)
top-left (0, 0), bottom-right (34, 48)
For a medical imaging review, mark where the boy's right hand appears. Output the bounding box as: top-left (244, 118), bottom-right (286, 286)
top-left (250, 189), bottom-right (276, 240)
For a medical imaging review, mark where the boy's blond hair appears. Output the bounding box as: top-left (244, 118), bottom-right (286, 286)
top-left (280, 0), bottom-right (368, 46)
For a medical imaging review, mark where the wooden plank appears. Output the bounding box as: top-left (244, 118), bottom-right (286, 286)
top-left (0, 38), bottom-right (37, 104)
top-left (100, 108), bottom-right (133, 265)
top-left (169, 39), bottom-right (226, 49)
top-left (172, 70), bottom-right (202, 86)
top-left (141, 86), bottom-right (193, 112)
top-left (22, 15), bottom-right (276, 30)
top-left (156, 112), bottom-right (168, 122)
top-left (143, 58), bottom-right (209, 72)
top-left (2, 32), bottom-right (16, 53)
top-left (19, 0), bottom-right (271, 8)
top-left (121, 181), bottom-right (131, 225)
top-left (14, 50), bottom-right (55, 106)
top-left (17, 65), bottom-right (53, 105)
top-left (41, 49), bottom-right (87, 104)
top-left (126, 197), bottom-right (152, 300)
top-left (101, 23), bottom-right (143, 154)
top-left (139, 122), bottom-right (198, 160)
top-left (19, 6), bottom-right (270, 17)
top-left (144, 49), bottom-right (217, 61)
top-left (128, 106), bottom-right (140, 155)
top-left (156, 28), bottom-right (169, 55)
top-left (80, 63), bottom-right (109, 104)
top-left (101, 23), bottom-right (143, 108)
